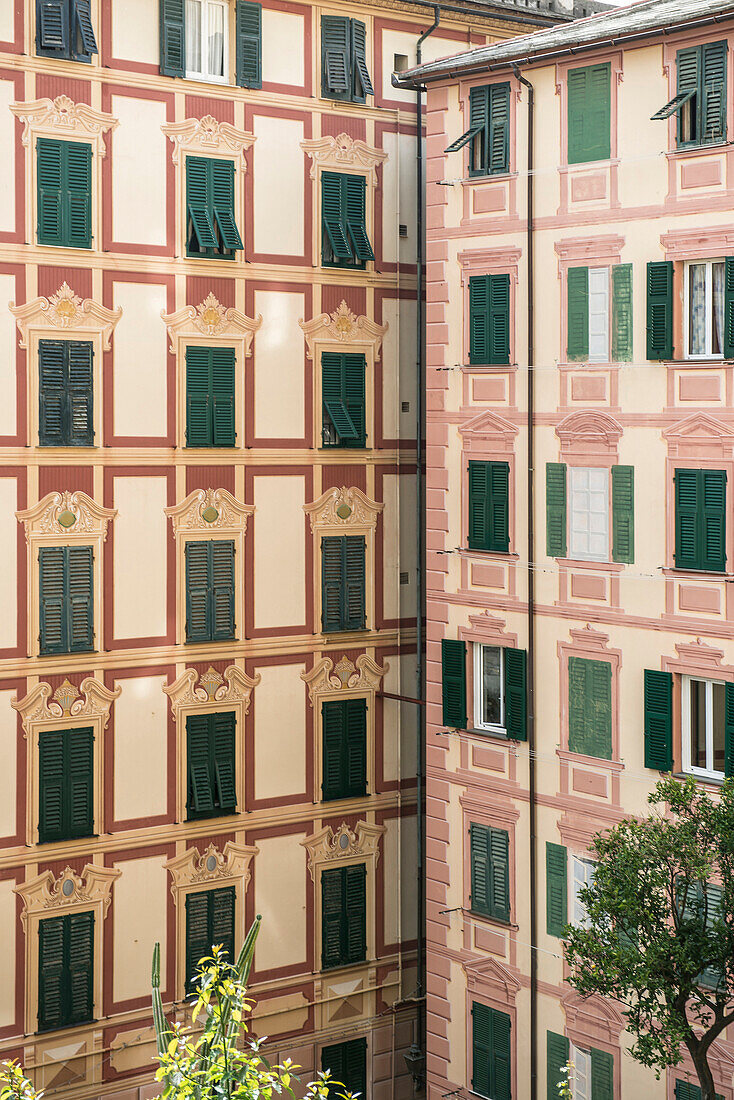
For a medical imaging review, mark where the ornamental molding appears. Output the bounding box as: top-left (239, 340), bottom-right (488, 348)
top-left (555, 410), bottom-right (623, 450)
top-left (10, 96), bottom-right (118, 152)
top-left (161, 115), bottom-right (256, 166)
top-left (553, 235), bottom-right (625, 263)
top-left (462, 611), bottom-right (516, 649)
top-left (301, 654), bottom-right (388, 705)
top-left (299, 300), bottom-right (387, 359)
top-left (660, 225), bottom-right (734, 261)
top-left (302, 822), bottom-right (385, 881)
top-left (662, 413), bottom-right (734, 449)
top-left (164, 665), bottom-right (260, 713)
top-left (162, 294), bottom-right (261, 353)
top-left (458, 246), bottom-right (523, 281)
top-left (460, 409), bottom-right (519, 445)
top-left (464, 955), bottom-right (522, 1001)
top-left (165, 488), bottom-right (254, 536)
top-left (300, 133), bottom-right (388, 185)
top-left (15, 864), bottom-right (120, 926)
top-left (10, 283), bottom-right (122, 349)
top-left (17, 491), bottom-right (117, 544)
top-left (567, 623), bottom-right (614, 655)
top-left (12, 677), bottom-right (120, 734)
top-left (166, 842), bottom-right (258, 894)
top-left (304, 486), bottom-right (383, 532)
top-left (673, 637), bottom-right (726, 671)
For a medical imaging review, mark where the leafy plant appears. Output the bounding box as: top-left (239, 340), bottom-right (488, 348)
top-left (556, 1062), bottom-right (572, 1099)
top-left (0, 1062), bottom-right (41, 1100)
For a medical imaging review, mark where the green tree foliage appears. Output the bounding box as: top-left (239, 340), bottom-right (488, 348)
top-left (564, 776), bottom-right (734, 1100)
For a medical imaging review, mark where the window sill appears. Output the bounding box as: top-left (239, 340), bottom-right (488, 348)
top-left (466, 726), bottom-right (508, 743)
top-left (185, 72), bottom-right (231, 87)
top-left (662, 567), bottom-right (730, 580)
top-left (468, 910), bottom-right (517, 931)
top-left (461, 171), bottom-right (517, 185)
top-left (666, 142), bottom-right (728, 159)
top-left (37, 1018), bottom-right (96, 1036)
top-left (459, 548), bottom-right (519, 561)
top-left (557, 557), bottom-right (623, 572)
top-left (561, 157), bottom-right (619, 171)
top-left (673, 770), bottom-right (725, 788)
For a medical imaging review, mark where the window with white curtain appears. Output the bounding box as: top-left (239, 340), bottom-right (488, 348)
top-left (587, 266), bottom-right (609, 363)
top-left (685, 259), bottom-right (725, 359)
top-left (682, 675), bottom-right (726, 779)
top-left (571, 855), bottom-right (596, 927)
top-left (568, 466), bottom-right (609, 562)
top-left (186, 0), bottom-right (228, 82)
top-left (569, 1042), bottom-right (592, 1100)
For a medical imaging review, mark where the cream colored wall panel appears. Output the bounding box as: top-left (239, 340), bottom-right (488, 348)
top-left (111, 96), bottom-right (167, 246)
top-left (0, 3), bottom-right (13, 41)
top-left (0, 81), bottom-right (15, 235)
top-left (399, 297), bottom-right (418, 428)
top-left (0, 273), bottom-right (16, 437)
top-left (0, 878), bottom-right (15, 1027)
top-left (398, 132), bottom-right (417, 264)
top-left (111, 0), bottom-right (158, 64)
top-left (254, 663), bottom-right (306, 801)
top-left (254, 290), bottom-right (305, 439)
top-left (381, 297), bottom-right (400, 439)
top-left (0, 691), bottom-right (16, 839)
top-left (113, 675), bottom-right (168, 823)
top-left (400, 812), bottom-right (417, 943)
top-left (113, 477), bottom-right (168, 641)
top-left (262, 8), bottom-right (304, 86)
top-left (399, 475), bottom-right (418, 620)
top-left (381, 131), bottom-right (399, 266)
top-left (113, 282), bottom-right (168, 438)
top-left (253, 475), bottom-right (305, 629)
top-left (254, 834), bottom-right (307, 972)
top-left (252, 115), bottom-right (304, 256)
top-left (0, 479), bottom-right (17, 650)
top-left (382, 473), bottom-right (400, 621)
top-left (112, 855), bottom-right (168, 1004)
top-left (383, 816), bottom-right (400, 945)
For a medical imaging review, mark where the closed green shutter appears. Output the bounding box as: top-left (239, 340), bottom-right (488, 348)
top-left (213, 712), bottom-right (236, 813)
top-left (724, 257), bottom-right (734, 358)
top-left (345, 174), bottom-right (373, 262)
top-left (321, 536), bottom-right (365, 632)
top-left (489, 827), bottom-right (510, 923)
top-left (39, 912), bottom-right (94, 1031)
top-left (67, 911), bottom-right (94, 1025)
top-left (675, 467), bottom-right (700, 570)
top-left (37, 139), bottom-right (91, 249)
top-left (321, 864), bottom-right (366, 969)
top-left (185, 541), bottom-right (210, 642)
top-left (322, 172), bottom-right (351, 263)
top-left (590, 1048), bottom-right (613, 1100)
top-left (211, 159), bottom-right (243, 251)
top-left (472, 1003), bottom-right (511, 1100)
top-left (236, 1), bottom-right (262, 88)
top-left (39, 546), bottom-right (93, 655)
top-left (321, 866), bottom-right (344, 969)
top-left (322, 701), bottom-right (345, 801)
top-left (504, 647), bottom-right (527, 741)
top-left (322, 1042), bottom-right (346, 1088)
top-left (344, 354), bottom-right (366, 446)
top-left (321, 537), bottom-right (343, 632)
top-left (611, 465), bottom-right (634, 563)
top-left (725, 682), bottom-right (734, 779)
top-left (211, 540), bottom-right (236, 640)
top-left (441, 638), bottom-right (466, 728)
top-left (210, 885), bottom-right (235, 964)
top-left (344, 862), bottom-right (367, 964)
top-left (568, 657), bottom-right (612, 760)
top-left (468, 461), bottom-right (509, 552)
top-left (37, 0), bottom-right (69, 55)
top-left (39, 730), bottom-right (65, 844)
top-left (68, 545), bottom-right (94, 652)
top-left (185, 541), bottom-right (235, 643)
top-left (702, 468), bottom-right (727, 572)
top-left (186, 712), bottom-right (236, 818)
top-left (187, 713), bottom-right (215, 817)
top-left (186, 345), bottom-right (237, 447)
top-left (345, 698), bottom-right (367, 797)
top-left (37, 138), bottom-right (63, 245)
top-left (39, 340), bottom-right (94, 447)
top-left (644, 670), bottom-right (673, 771)
top-left (468, 461), bottom-right (490, 550)
top-left (38, 915), bottom-right (65, 1031)
top-left (343, 536), bottom-right (366, 630)
top-left (470, 823), bottom-right (491, 916)
top-left (68, 727), bottom-right (94, 838)
top-left (322, 16), bottom-right (350, 98)
top-left (567, 266), bottom-right (589, 360)
top-left (66, 342), bottom-right (94, 445)
top-left (185, 890), bottom-right (209, 996)
top-left (211, 348), bottom-right (236, 445)
top-left (160, 0), bottom-right (185, 76)
top-left (488, 83), bottom-right (510, 174)
top-left (351, 20), bottom-right (373, 100)
top-left (470, 276), bottom-right (491, 364)
top-left (547, 1032), bottom-right (570, 1100)
top-left (489, 274), bottom-right (511, 364)
top-left (647, 261), bottom-right (673, 360)
top-left (546, 463), bottom-right (567, 558)
top-left (675, 468), bottom-right (726, 572)
top-left (701, 40), bottom-right (727, 144)
top-left (321, 698), bottom-right (367, 800)
top-left (567, 63), bottom-right (611, 164)
top-left (72, 0), bottom-right (97, 57)
top-left (322, 1039), bottom-right (367, 1097)
top-left (611, 263), bottom-right (633, 361)
top-left (491, 1009), bottom-right (511, 1100)
top-left (546, 842), bottom-right (568, 937)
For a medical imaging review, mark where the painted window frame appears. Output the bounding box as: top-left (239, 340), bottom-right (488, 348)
top-left (683, 258), bottom-right (725, 360)
top-left (473, 643), bottom-right (506, 735)
top-left (681, 673), bottom-right (726, 780)
top-left (567, 465), bottom-right (610, 563)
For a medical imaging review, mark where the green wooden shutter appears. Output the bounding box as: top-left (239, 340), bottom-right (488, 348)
top-left (441, 638), bottom-right (466, 728)
top-left (321, 536), bottom-right (344, 632)
top-left (322, 1041), bottom-right (346, 1086)
top-left (568, 63), bottom-right (611, 164)
top-left (39, 341), bottom-right (67, 446)
top-left (322, 352), bottom-right (355, 444)
top-left (65, 141), bottom-right (92, 248)
top-left (321, 698), bottom-right (367, 800)
top-left (675, 468), bottom-right (700, 570)
top-left (37, 138), bottom-right (64, 246)
top-left (724, 257), bottom-right (734, 358)
top-left (351, 20), bottom-right (373, 100)
top-left (471, 1002), bottom-right (492, 1096)
top-left (67, 546), bottom-right (94, 652)
top-left (72, 0), bottom-right (97, 57)
top-left (344, 862), bottom-right (367, 964)
top-left (547, 1032), bottom-right (570, 1100)
top-left (212, 712), bottom-right (236, 813)
top-left (725, 682), bottom-right (734, 778)
top-left (185, 891), bottom-right (211, 995)
top-left (185, 541), bottom-right (211, 643)
top-left (322, 701), bottom-right (346, 801)
top-left (186, 157), bottom-right (218, 250)
top-left (322, 867), bottom-right (345, 968)
top-left (345, 698), bottom-right (367, 797)
top-left (568, 657), bottom-right (612, 759)
top-left (611, 465), bottom-right (634, 563)
top-left (39, 546), bottom-right (67, 655)
top-left (489, 461), bottom-right (510, 551)
top-left (590, 1048), bottom-right (613, 1100)
top-left (676, 1082), bottom-right (704, 1100)
top-left (676, 45), bottom-right (700, 149)
top-left (567, 266), bottom-right (589, 360)
top-left (470, 823), bottom-right (490, 916)
top-left (701, 40), bottom-right (727, 144)
top-left (39, 730), bottom-right (65, 843)
top-left (546, 463), bottom-right (567, 558)
top-left (211, 347), bottom-right (236, 446)
top-left (37, 0), bottom-right (69, 53)
top-left (322, 1039), bottom-right (367, 1098)
top-left (611, 263), bottom-right (633, 361)
top-left (322, 16), bottom-right (351, 97)
top-left (67, 342), bottom-right (94, 446)
top-left (488, 83), bottom-right (510, 174)
top-left (488, 274), bottom-right (511, 365)
top-left (489, 828), bottom-right (510, 923)
top-left (345, 174), bottom-right (373, 262)
top-left (322, 172), bottom-right (351, 262)
top-left (504, 647), bottom-right (527, 741)
top-left (647, 261), bottom-right (673, 360)
top-left (491, 1009), bottom-right (511, 1100)
top-left (38, 916), bottom-right (65, 1030)
top-left (187, 713), bottom-right (214, 817)
top-left (546, 842), bottom-right (567, 937)
top-left (344, 354), bottom-right (366, 446)
top-left (469, 275), bottom-right (491, 364)
top-left (160, 0), bottom-right (185, 76)
top-left (343, 536), bottom-right (366, 630)
top-left (468, 461), bottom-right (490, 551)
top-left (211, 159), bottom-right (243, 251)
top-left (211, 886), bottom-right (235, 964)
top-left (701, 468), bottom-right (726, 572)
top-left (186, 346), bottom-right (213, 447)
top-left (67, 911), bottom-right (94, 1025)
top-left (644, 669), bottom-right (673, 771)
top-left (211, 540), bottom-right (236, 640)
top-left (68, 727), bottom-right (94, 838)
top-left (446, 85), bottom-right (487, 156)
top-left (236, 1), bottom-right (262, 88)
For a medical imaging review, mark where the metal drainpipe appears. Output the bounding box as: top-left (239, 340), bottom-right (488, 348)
top-left (513, 62), bottom-right (537, 1100)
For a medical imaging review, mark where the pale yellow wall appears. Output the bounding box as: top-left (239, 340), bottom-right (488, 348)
top-left (0, 1), bottom-right (14, 42)
top-left (112, 476), bottom-right (168, 641)
top-left (0, 80), bottom-right (15, 236)
top-left (0, 691), bottom-right (16, 840)
top-left (381, 131), bottom-right (400, 267)
top-left (254, 662), bottom-right (307, 801)
top-left (398, 475), bottom-right (417, 620)
top-left (112, 281), bottom-right (168, 439)
top-left (380, 297), bottom-right (401, 439)
top-left (254, 834), bottom-right (308, 973)
top-left (111, 95), bottom-right (168, 247)
top-left (382, 473), bottom-right (401, 622)
top-left (0, 479), bottom-right (16, 651)
top-left (262, 8), bottom-right (305, 87)
top-left (252, 115), bottom-right (305, 257)
top-left (252, 474), bottom-right (306, 629)
top-left (253, 289), bottom-right (306, 439)
top-left (398, 297), bottom-right (418, 430)
top-left (110, 0), bottom-right (158, 65)
top-left (0, 878), bottom-right (15, 1028)
top-left (382, 815), bottom-right (401, 944)
top-left (111, 854), bottom-right (168, 1004)
top-left (398, 130), bottom-right (418, 266)
top-left (0, 273), bottom-right (16, 438)
top-left (112, 675), bottom-right (169, 823)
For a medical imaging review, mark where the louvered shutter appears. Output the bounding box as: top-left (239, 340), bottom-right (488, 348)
top-left (322, 1042), bottom-right (347, 1085)
top-left (39, 546), bottom-right (66, 655)
top-left (488, 83), bottom-right (510, 174)
top-left (211, 347), bottom-right (236, 445)
top-left (611, 263), bottom-right (633, 361)
top-left (322, 16), bottom-right (350, 96)
top-left (469, 275), bottom-right (491, 364)
top-left (446, 85), bottom-right (488, 156)
top-left (611, 465), bottom-right (634, 563)
top-left (468, 461), bottom-right (490, 550)
top-left (160, 0), bottom-right (185, 77)
top-left (567, 266), bottom-right (589, 360)
top-left (39, 730), bottom-right (65, 843)
top-left (344, 863), bottom-right (367, 964)
top-left (65, 141), bottom-right (92, 248)
top-left (72, 0), bottom-right (97, 57)
top-left (676, 1082), bottom-right (703, 1100)
top-left (185, 541), bottom-right (211, 642)
top-left (701, 41), bottom-right (727, 144)
top-left (592, 659), bottom-right (613, 760)
top-left (68, 727), bottom-right (93, 838)
top-left (546, 842), bottom-right (567, 937)
top-left (491, 1009), bottom-right (511, 1100)
top-left (38, 916), bottom-right (65, 1030)
top-left (322, 352), bottom-right (358, 445)
top-left (39, 340), bottom-right (67, 446)
top-left (37, 139), bottom-right (64, 246)
top-left (569, 657), bottom-right (612, 759)
top-left (590, 1048), bottom-right (614, 1100)
top-left (441, 638), bottom-right (466, 728)
top-left (67, 911), bottom-right (94, 1025)
top-left (67, 545), bottom-right (94, 652)
top-left (489, 461), bottom-right (510, 551)
top-left (675, 468), bottom-right (700, 570)
top-left (647, 261), bottom-right (673, 359)
top-left (343, 1039), bottom-right (367, 1098)
top-left (211, 886), bottom-right (235, 963)
top-left (701, 468), bottom-right (726, 572)
top-left (470, 823), bottom-right (490, 915)
top-left (488, 273), bottom-right (510, 364)
top-left (213, 712), bottom-right (236, 812)
top-left (343, 536), bottom-right (366, 630)
top-left (211, 540), bottom-right (236, 640)
top-left (504, 647), bottom-right (527, 741)
top-left (568, 64), bottom-right (610, 164)
top-left (351, 20), bottom-right (373, 99)
top-left (489, 828), bottom-right (510, 922)
top-left (37, 0), bottom-right (69, 52)
top-left (186, 158), bottom-right (218, 250)
top-left (547, 1032), bottom-right (570, 1100)
top-left (724, 257), bottom-right (734, 359)
top-left (725, 682), bottom-right (734, 778)
top-left (322, 172), bottom-right (351, 261)
top-left (236, 1), bottom-right (262, 88)
top-left (187, 714), bottom-right (214, 816)
top-left (322, 867), bottom-right (345, 968)
top-left (644, 669), bottom-right (673, 771)
top-left (345, 174), bottom-right (373, 262)
top-left (185, 891), bottom-right (211, 995)
top-left (467, 457), bottom-right (511, 553)
top-left (186, 346), bottom-right (212, 447)
top-left (211, 159), bottom-right (243, 251)
top-left (471, 1002), bottom-right (492, 1096)
top-left (67, 341), bottom-right (94, 445)
top-left (321, 536), bottom-right (344, 632)
top-left (344, 354), bottom-right (366, 446)
top-left (546, 463), bottom-right (567, 558)
top-left (322, 701), bottom-right (345, 801)
top-left (345, 698), bottom-right (367, 797)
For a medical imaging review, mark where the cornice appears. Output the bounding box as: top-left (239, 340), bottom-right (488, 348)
top-left (161, 115), bottom-right (256, 166)
top-left (164, 665), bottom-right (260, 712)
top-left (304, 486), bottom-right (383, 532)
top-left (16, 490), bottom-right (117, 543)
top-left (166, 841), bottom-right (258, 892)
top-left (16, 864), bottom-right (120, 925)
top-left (301, 653), bottom-right (388, 705)
top-left (299, 300), bottom-right (388, 359)
top-left (300, 132), bottom-right (388, 185)
top-left (165, 487), bottom-right (254, 536)
top-left (12, 676), bottom-right (120, 733)
top-left (10, 282), bottom-right (122, 349)
top-left (302, 821), bottom-right (385, 881)
top-left (10, 95), bottom-right (118, 150)
top-left (162, 293), bottom-right (261, 353)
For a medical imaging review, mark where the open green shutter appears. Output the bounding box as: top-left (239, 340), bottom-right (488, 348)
top-left (67, 342), bottom-right (94, 445)
top-left (468, 461), bottom-right (490, 551)
top-left (701, 40), bottom-right (727, 144)
top-left (674, 468), bottom-right (700, 570)
top-left (345, 174), bottom-right (373, 261)
top-left (211, 347), bottom-right (236, 446)
top-left (39, 546), bottom-right (66, 655)
top-left (37, 139), bottom-right (63, 246)
top-left (647, 261), bottom-right (673, 360)
top-left (441, 638), bottom-right (466, 728)
top-left (590, 1048), bottom-right (613, 1100)
top-left (185, 541), bottom-right (210, 642)
top-left (344, 863), bottom-right (366, 964)
top-left (446, 85), bottom-right (487, 155)
top-left (491, 1009), bottom-right (511, 1100)
top-left (725, 682), bottom-right (734, 778)
top-left (343, 536), bottom-right (366, 630)
top-left (471, 1002), bottom-right (492, 1096)
top-left (186, 158), bottom-right (218, 250)
top-left (322, 536), bottom-right (344, 632)
top-left (546, 463), bottom-right (567, 558)
top-left (504, 647), bottom-right (527, 741)
top-left (236, 1), bottom-right (262, 88)
top-left (701, 468), bottom-right (726, 572)
top-left (186, 346), bottom-right (212, 447)
top-left (211, 886), bottom-right (235, 963)
top-left (351, 20), bottom-right (373, 99)
top-left (322, 701), bottom-right (345, 800)
top-left (39, 730), bottom-right (65, 843)
top-left (322, 352), bottom-right (360, 445)
top-left (488, 274), bottom-right (510, 364)
top-left (322, 172), bottom-right (351, 261)
top-left (469, 276), bottom-right (491, 364)
top-left (160, 0), bottom-right (185, 76)
top-left (211, 159), bottom-right (243, 251)
top-left (185, 891), bottom-right (210, 995)
top-left (65, 141), bottom-right (92, 248)
top-left (322, 17), bottom-right (351, 96)
top-left (470, 823), bottom-right (490, 915)
top-left (39, 341), bottom-right (67, 446)
top-left (345, 698), bottom-right (367, 797)
top-left (38, 916), bottom-right (65, 1030)
top-left (724, 257), bottom-right (734, 358)
top-left (611, 465), bottom-right (634, 563)
top-left (489, 829), bottom-right (510, 923)
top-left (322, 867), bottom-right (345, 968)
top-left (67, 911), bottom-right (94, 1025)
top-left (547, 1032), bottom-right (570, 1100)
top-left (212, 712), bottom-right (236, 812)
top-left (644, 670), bottom-right (673, 771)
top-left (68, 727), bottom-right (93, 838)
top-left (187, 713), bottom-right (214, 816)
top-left (72, 0), bottom-right (97, 57)
top-left (568, 64), bottom-right (610, 164)
top-left (546, 842), bottom-right (567, 937)
top-left (567, 266), bottom-right (589, 360)
top-left (488, 83), bottom-right (510, 174)
top-left (37, 0), bottom-right (69, 52)
top-left (611, 263), bottom-right (633, 361)
top-left (67, 545), bottom-right (93, 652)
top-left (211, 540), bottom-right (236, 640)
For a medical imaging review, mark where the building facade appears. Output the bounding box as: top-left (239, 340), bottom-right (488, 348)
top-left (402, 1), bottom-right (734, 1098)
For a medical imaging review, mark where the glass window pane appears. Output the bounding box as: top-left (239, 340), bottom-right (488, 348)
top-left (572, 1046), bottom-right (591, 1100)
top-left (569, 467), bottom-right (608, 561)
top-left (208, 2), bottom-right (225, 77)
top-left (588, 267), bottom-right (609, 363)
top-left (186, 0), bottom-right (202, 73)
top-left (713, 262), bottom-right (724, 356)
top-left (480, 646), bottom-right (502, 727)
top-left (712, 680), bottom-right (725, 773)
top-left (689, 263), bottom-right (706, 356)
top-left (690, 678), bottom-right (707, 770)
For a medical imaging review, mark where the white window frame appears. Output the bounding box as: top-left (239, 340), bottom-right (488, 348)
top-left (571, 855), bottom-right (595, 927)
top-left (681, 674), bottom-right (726, 780)
top-left (684, 258), bottom-right (725, 361)
top-left (185, 0), bottom-right (230, 84)
top-left (473, 643), bottom-right (506, 735)
top-left (587, 266), bottom-right (610, 364)
top-left (569, 1042), bottom-right (592, 1100)
top-left (568, 466), bottom-right (610, 563)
